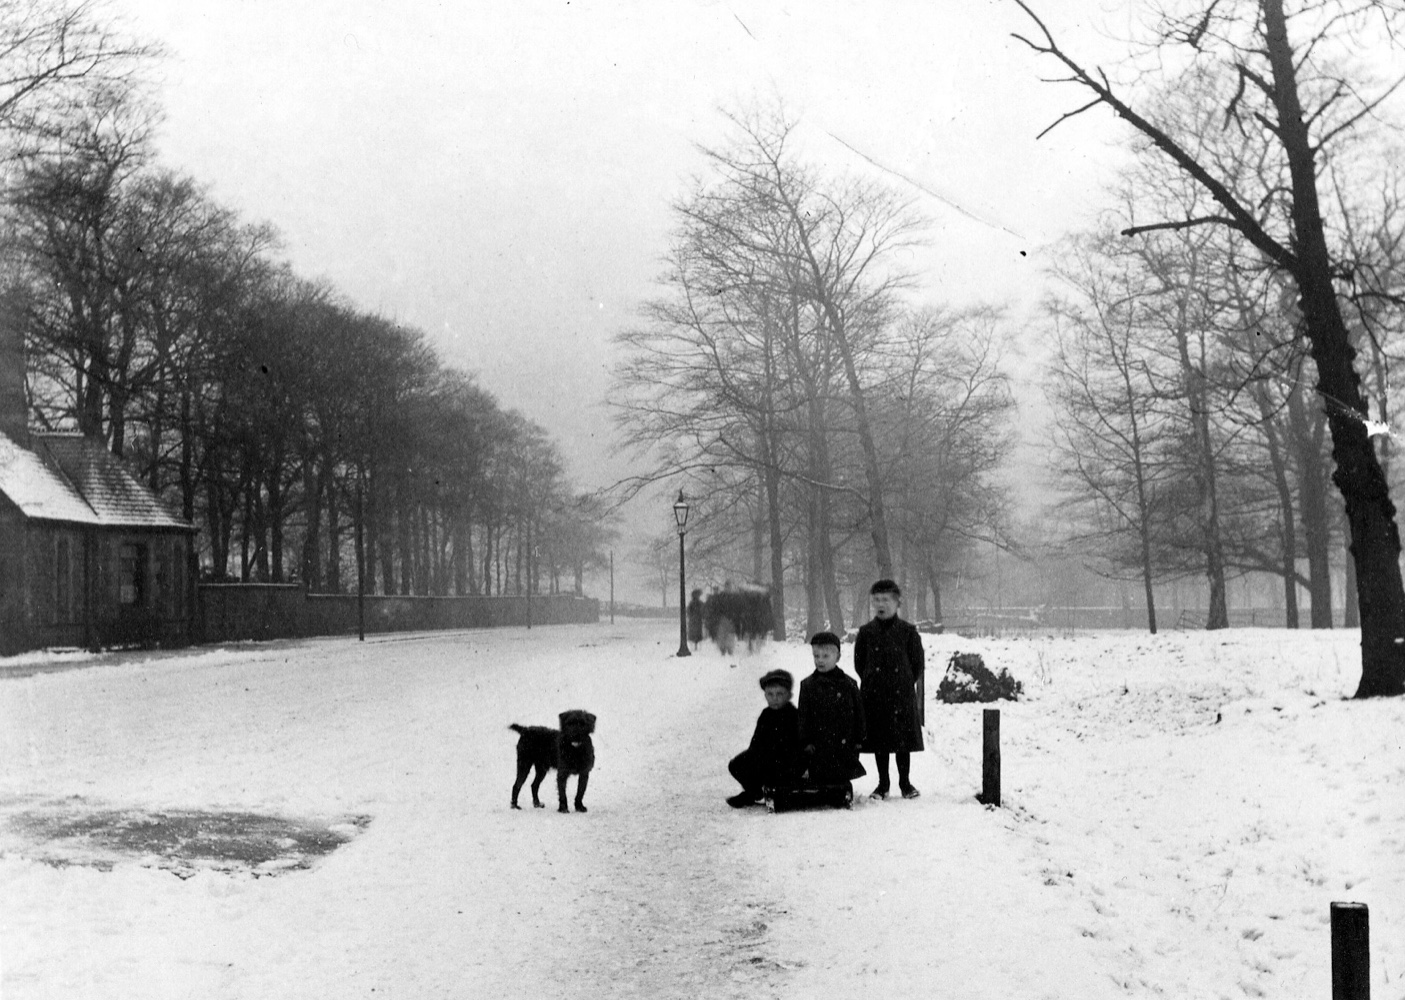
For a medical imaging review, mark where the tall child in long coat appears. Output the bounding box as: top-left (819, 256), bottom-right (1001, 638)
top-left (797, 631), bottom-right (866, 788)
top-left (854, 579), bottom-right (925, 799)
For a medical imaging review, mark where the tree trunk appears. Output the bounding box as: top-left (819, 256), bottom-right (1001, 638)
top-left (1288, 370), bottom-right (1333, 626)
top-left (78, 347), bottom-right (106, 439)
top-left (487, 522), bottom-right (493, 596)
top-left (398, 485), bottom-right (413, 596)
top-left (926, 564), bottom-right (944, 623)
top-left (1343, 508), bottom-right (1360, 628)
top-left (832, 328), bottom-right (895, 577)
top-left (453, 517), bottom-right (468, 596)
top-left (1267, 416), bottom-right (1300, 630)
top-left (250, 466), bottom-right (269, 582)
top-left (804, 485), bottom-right (824, 638)
top-left (1110, 332), bottom-right (1159, 635)
top-left (178, 389), bottom-right (196, 522)
top-left (325, 477), bottom-right (341, 594)
top-left (364, 470), bottom-right (380, 595)
top-left (303, 459), bottom-right (324, 591)
top-left (752, 489), bottom-right (764, 584)
top-left (1165, 256), bottom-right (1228, 629)
top-left (1264, 0), bottom-right (1405, 695)
top-left (783, 205), bottom-right (895, 578)
top-left (420, 506), bottom-right (432, 596)
top-left (238, 462), bottom-right (253, 582)
top-left (466, 511), bottom-right (479, 595)
top-left (813, 443), bottom-right (844, 632)
top-left (764, 455), bottom-right (787, 641)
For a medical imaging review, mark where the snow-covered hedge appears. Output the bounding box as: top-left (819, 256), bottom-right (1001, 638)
top-left (936, 651), bottom-right (1023, 703)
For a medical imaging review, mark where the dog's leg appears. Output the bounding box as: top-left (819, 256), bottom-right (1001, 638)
top-left (511, 759), bottom-right (533, 810)
top-left (530, 764), bottom-right (548, 808)
top-left (573, 771), bottom-right (589, 813)
top-left (557, 770), bottom-right (571, 813)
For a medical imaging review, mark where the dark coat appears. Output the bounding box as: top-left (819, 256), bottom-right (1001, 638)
top-left (854, 614), bottom-right (925, 753)
top-left (686, 595), bottom-right (705, 645)
top-left (797, 667), bottom-right (867, 784)
top-left (729, 702), bottom-right (802, 793)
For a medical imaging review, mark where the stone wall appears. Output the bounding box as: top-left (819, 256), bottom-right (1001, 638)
top-left (195, 585), bottom-right (599, 644)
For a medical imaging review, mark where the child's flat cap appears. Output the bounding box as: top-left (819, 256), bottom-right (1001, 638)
top-left (758, 668), bottom-right (794, 690)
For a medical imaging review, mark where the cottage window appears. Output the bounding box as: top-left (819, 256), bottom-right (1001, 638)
top-left (118, 543), bottom-right (146, 606)
top-left (154, 541), bottom-right (168, 610)
top-left (55, 536), bottom-right (72, 622)
top-left (171, 543), bottom-right (185, 616)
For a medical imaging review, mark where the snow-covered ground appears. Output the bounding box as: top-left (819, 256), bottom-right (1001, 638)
top-left (0, 621), bottom-right (1400, 999)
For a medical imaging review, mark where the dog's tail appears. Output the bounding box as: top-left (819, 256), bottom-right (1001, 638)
top-left (508, 723), bottom-right (527, 735)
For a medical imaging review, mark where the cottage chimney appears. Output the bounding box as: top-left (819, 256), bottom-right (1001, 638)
top-left (0, 320), bottom-right (28, 448)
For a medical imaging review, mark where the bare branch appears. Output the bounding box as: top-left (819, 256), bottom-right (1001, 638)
top-left (1034, 97), bottom-right (1103, 140)
top-left (1120, 215), bottom-right (1239, 237)
top-left (1011, 1), bottom-right (1297, 274)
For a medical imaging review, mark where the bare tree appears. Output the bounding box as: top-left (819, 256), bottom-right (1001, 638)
top-left (1045, 232), bottom-right (1176, 631)
top-left (1013, 0), bottom-right (1405, 696)
top-left (0, 0), bottom-right (157, 157)
top-left (883, 305), bottom-right (1015, 623)
top-left (704, 109), bottom-right (924, 578)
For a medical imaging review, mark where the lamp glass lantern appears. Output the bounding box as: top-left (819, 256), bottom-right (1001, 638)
top-left (673, 491), bottom-right (690, 534)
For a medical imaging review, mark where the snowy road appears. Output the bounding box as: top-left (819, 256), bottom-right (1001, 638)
top-left (0, 620), bottom-right (813, 998)
top-left (1, 621), bottom-right (1401, 998)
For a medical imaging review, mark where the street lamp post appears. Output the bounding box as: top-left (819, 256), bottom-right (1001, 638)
top-left (673, 490), bottom-right (691, 657)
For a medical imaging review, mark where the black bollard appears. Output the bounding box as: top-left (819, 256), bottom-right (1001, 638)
top-left (980, 708), bottom-right (1001, 807)
top-left (1331, 902), bottom-right (1369, 1000)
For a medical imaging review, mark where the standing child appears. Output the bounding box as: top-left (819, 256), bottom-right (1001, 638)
top-left (726, 669), bottom-right (802, 808)
top-left (854, 579), bottom-right (925, 799)
top-left (797, 632), bottom-right (866, 796)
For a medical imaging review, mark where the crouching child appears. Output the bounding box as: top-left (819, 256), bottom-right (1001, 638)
top-left (726, 669), bottom-right (802, 808)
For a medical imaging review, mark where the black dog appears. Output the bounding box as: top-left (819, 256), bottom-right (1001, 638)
top-left (509, 709), bottom-right (596, 813)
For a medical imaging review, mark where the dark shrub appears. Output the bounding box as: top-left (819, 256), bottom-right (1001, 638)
top-left (937, 651), bottom-right (1023, 703)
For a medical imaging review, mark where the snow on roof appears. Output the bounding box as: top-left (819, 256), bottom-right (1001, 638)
top-left (0, 430), bottom-right (99, 524)
top-left (0, 430), bottom-right (192, 530)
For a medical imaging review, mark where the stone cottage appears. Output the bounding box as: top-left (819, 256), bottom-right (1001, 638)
top-left (0, 328), bottom-right (195, 655)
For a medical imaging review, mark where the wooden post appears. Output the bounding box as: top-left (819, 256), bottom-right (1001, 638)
top-left (980, 708), bottom-right (1001, 807)
top-left (1331, 902), bottom-right (1369, 1000)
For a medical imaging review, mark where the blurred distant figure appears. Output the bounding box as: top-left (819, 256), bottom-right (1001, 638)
top-left (686, 588), bottom-right (705, 651)
top-left (704, 582), bottom-right (774, 654)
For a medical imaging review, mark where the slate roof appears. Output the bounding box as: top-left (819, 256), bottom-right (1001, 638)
top-left (0, 430), bottom-right (193, 530)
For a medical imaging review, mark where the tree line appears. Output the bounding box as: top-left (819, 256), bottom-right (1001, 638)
top-left (612, 109), bottom-right (1015, 639)
top-left (0, 0), bottom-right (610, 596)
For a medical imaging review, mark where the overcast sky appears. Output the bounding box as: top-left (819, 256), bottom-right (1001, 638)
top-left (113, 0), bottom-right (1135, 533)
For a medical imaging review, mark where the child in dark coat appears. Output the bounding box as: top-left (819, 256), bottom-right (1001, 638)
top-left (797, 632), bottom-right (867, 790)
top-left (854, 579), bottom-right (925, 799)
top-left (727, 668), bottom-right (802, 808)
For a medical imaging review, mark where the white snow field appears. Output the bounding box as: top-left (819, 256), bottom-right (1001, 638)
top-left (0, 620), bottom-right (1401, 999)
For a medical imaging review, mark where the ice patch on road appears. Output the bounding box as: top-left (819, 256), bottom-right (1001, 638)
top-left (0, 797), bottom-right (368, 877)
